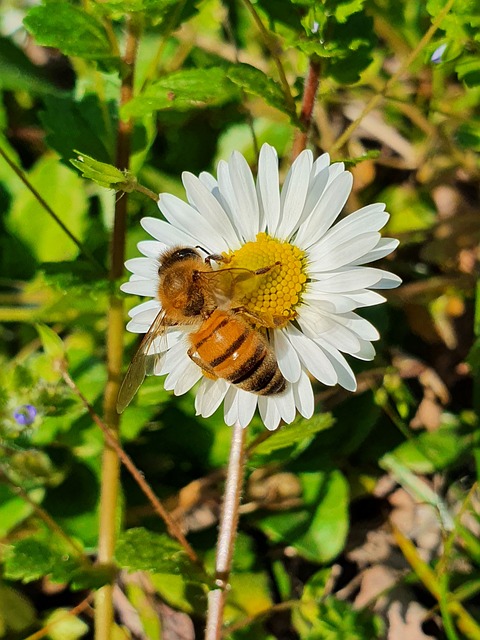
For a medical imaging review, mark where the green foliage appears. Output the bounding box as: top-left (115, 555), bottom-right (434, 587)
top-left (226, 64), bottom-right (297, 120)
top-left (23, 2), bottom-right (114, 61)
top-left (121, 67), bottom-right (241, 118)
top-left (256, 470), bottom-right (349, 563)
top-left (0, 0), bottom-right (479, 636)
top-left (116, 527), bottom-right (206, 584)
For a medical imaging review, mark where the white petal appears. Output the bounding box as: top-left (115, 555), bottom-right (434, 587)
top-left (120, 279), bottom-right (157, 297)
top-left (223, 387), bottom-right (257, 427)
top-left (307, 267), bottom-right (385, 292)
top-left (258, 396), bottom-right (282, 431)
top-left (352, 339), bottom-right (376, 361)
top-left (311, 153), bottom-right (330, 178)
top-left (141, 217), bottom-right (198, 247)
top-left (351, 238), bottom-right (399, 265)
top-left (273, 384), bottom-right (296, 424)
top-left (182, 172), bottom-right (241, 249)
top-left (257, 144), bottom-right (280, 232)
top-left (333, 312), bottom-right (380, 341)
top-left (326, 162), bottom-right (345, 186)
top-left (126, 307), bottom-right (158, 332)
top-left (295, 172), bottom-right (353, 249)
top-left (299, 166), bottom-right (329, 227)
top-left (195, 378), bottom-right (229, 418)
top-left (137, 240), bottom-right (168, 258)
top-left (199, 171), bottom-right (217, 191)
top-left (285, 325), bottom-right (338, 386)
top-left (159, 194), bottom-right (229, 252)
top-left (293, 369), bottom-right (315, 418)
top-left (158, 337), bottom-right (191, 373)
top-left (219, 152), bottom-right (259, 241)
top-left (276, 150), bottom-right (313, 239)
top-left (273, 329), bottom-right (302, 383)
top-left (125, 257), bottom-right (159, 279)
top-left (299, 310), bottom-right (361, 354)
top-left (128, 299), bottom-right (160, 318)
top-left (164, 356), bottom-right (202, 395)
top-left (370, 270), bottom-right (402, 289)
top-left (315, 339), bottom-right (357, 392)
top-left (308, 232), bottom-right (381, 272)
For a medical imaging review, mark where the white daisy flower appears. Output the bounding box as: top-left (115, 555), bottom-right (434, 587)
top-left (120, 144), bottom-right (401, 431)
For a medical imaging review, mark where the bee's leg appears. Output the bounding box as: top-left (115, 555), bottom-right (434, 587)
top-left (187, 346), bottom-right (218, 380)
top-left (231, 306), bottom-right (271, 327)
top-left (254, 261), bottom-right (281, 275)
top-left (204, 253), bottom-right (231, 266)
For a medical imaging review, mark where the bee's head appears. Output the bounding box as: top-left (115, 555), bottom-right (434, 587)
top-left (159, 247), bottom-right (202, 272)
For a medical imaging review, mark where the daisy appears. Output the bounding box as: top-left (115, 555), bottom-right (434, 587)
top-left (120, 144), bottom-right (401, 431)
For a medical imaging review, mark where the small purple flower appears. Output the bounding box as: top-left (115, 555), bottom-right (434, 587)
top-left (431, 43), bottom-right (447, 64)
top-left (13, 404), bottom-right (37, 426)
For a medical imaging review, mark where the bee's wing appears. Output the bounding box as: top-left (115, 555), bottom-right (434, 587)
top-left (201, 267), bottom-right (259, 303)
top-left (116, 309), bottom-right (168, 414)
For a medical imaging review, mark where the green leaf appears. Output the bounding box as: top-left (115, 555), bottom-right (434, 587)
top-left (23, 2), bottom-right (113, 61)
top-left (121, 67), bottom-right (241, 118)
top-left (36, 323), bottom-right (66, 364)
top-left (42, 609), bottom-right (89, 640)
top-left (0, 584), bottom-right (36, 635)
top-left (226, 64), bottom-right (297, 120)
top-left (116, 528), bottom-right (206, 584)
top-left (457, 117), bottom-right (480, 151)
top-left (293, 595), bottom-right (384, 639)
top-left (456, 55), bottom-right (480, 87)
top-left (0, 485), bottom-right (44, 537)
top-left (71, 151), bottom-right (135, 191)
top-left (6, 156), bottom-right (88, 263)
top-left (256, 470), bottom-right (349, 563)
top-left (0, 36), bottom-right (65, 96)
top-left (251, 413), bottom-right (334, 456)
top-left (40, 95), bottom-right (116, 165)
top-left (4, 538), bottom-right (79, 583)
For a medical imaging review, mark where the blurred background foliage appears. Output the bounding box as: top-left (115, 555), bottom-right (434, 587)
top-left (0, 0), bottom-right (479, 638)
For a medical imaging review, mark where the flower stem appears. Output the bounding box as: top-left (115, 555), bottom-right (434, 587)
top-left (205, 420), bottom-right (247, 640)
top-left (94, 15), bottom-right (140, 640)
top-left (291, 56), bottom-right (321, 160)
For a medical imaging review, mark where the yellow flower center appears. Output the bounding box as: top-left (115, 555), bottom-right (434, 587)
top-left (222, 232), bottom-right (307, 328)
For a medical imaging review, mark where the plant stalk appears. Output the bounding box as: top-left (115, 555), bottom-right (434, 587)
top-left (291, 57), bottom-right (321, 160)
top-left (205, 420), bottom-right (247, 640)
top-left (94, 15), bottom-right (140, 640)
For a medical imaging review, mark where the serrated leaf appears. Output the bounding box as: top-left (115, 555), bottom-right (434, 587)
top-left (293, 595), bottom-right (384, 639)
top-left (226, 63), bottom-right (297, 120)
top-left (40, 95), bottom-right (116, 165)
top-left (251, 414), bottom-right (334, 456)
top-left (0, 36), bottom-right (65, 96)
top-left (121, 67), bottom-right (240, 118)
top-left (116, 528), bottom-right (206, 584)
top-left (4, 539), bottom-right (79, 583)
top-left (23, 3), bottom-right (113, 61)
top-left (43, 609), bottom-right (89, 640)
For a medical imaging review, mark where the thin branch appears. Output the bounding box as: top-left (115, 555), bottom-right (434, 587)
top-left (0, 467), bottom-right (90, 564)
top-left (23, 594), bottom-right (94, 640)
top-left (241, 0), bottom-right (296, 116)
top-left (205, 420), bottom-right (247, 640)
top-left (328, 0), bottom-right (456, 155)
top-left (291, 57), bottom-right (321, 160)
top-left (60, 367), bottom-right (201, 566)
top-left (95, 14), bottom-right (141, 640)
top-left (0, 145), bottom-right (106, 274)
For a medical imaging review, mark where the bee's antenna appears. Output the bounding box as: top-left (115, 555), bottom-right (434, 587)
top-left (195, 245), bottom-right (208, 255)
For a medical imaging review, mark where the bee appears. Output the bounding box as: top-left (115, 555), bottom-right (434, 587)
top-left (117, 246), bottom-right (286, 413)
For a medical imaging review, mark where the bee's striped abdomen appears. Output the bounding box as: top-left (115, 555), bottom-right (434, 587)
top-left (190, 309), bottom-right (285, 395)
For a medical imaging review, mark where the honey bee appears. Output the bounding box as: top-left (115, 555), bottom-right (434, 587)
top-left (117, 246), bottom-right (286, 413)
